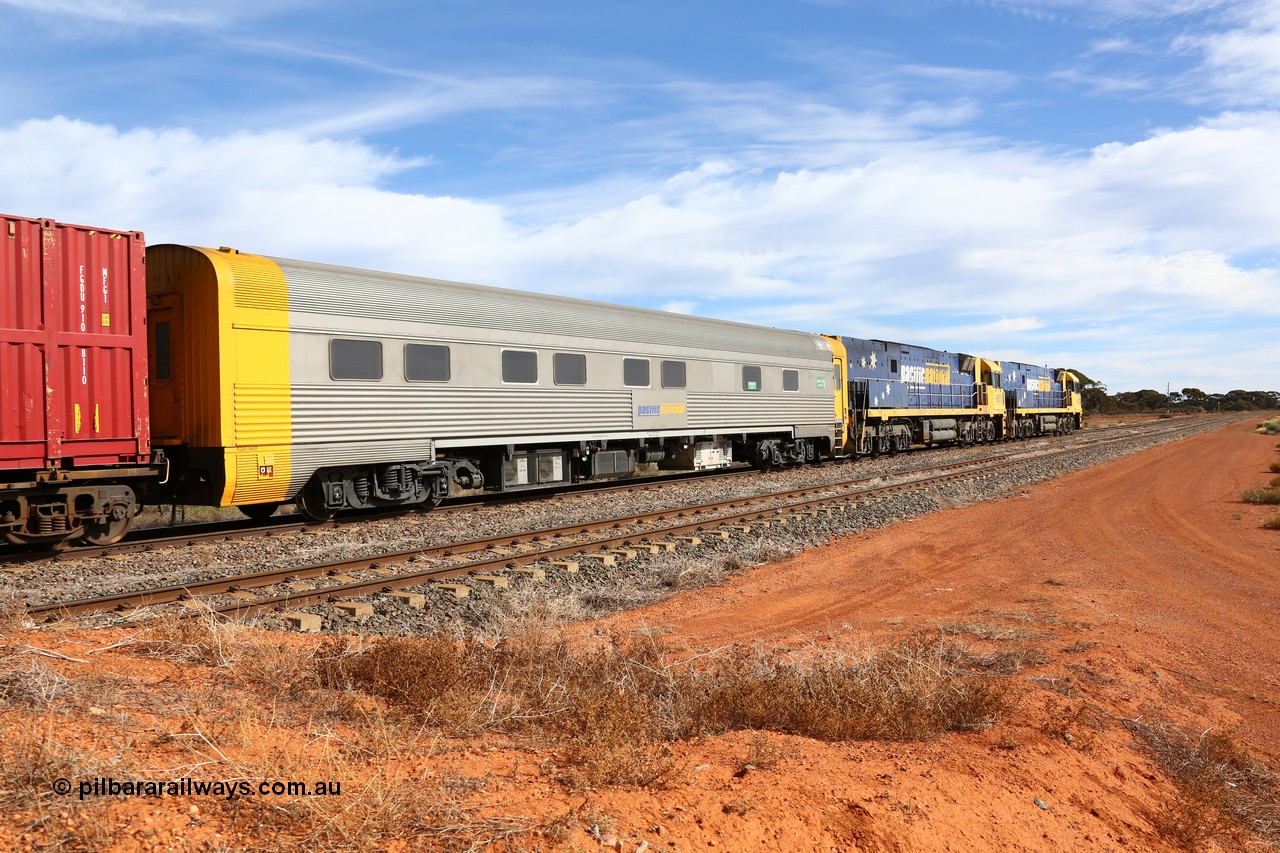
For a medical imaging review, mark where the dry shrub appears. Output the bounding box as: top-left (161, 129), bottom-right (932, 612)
top-left (963, 646), bottom-right (1051, 675)
top-left (1241, 485), bottom-right (1280, 505)
top-left (213, 720), bottom-right (528, 853)
top-left (1271, 459), bottom-right (1280, 474)
top-left (741, 731), bottom-right (789, 770)
top-left (136, 610), bottom-right (243, 666)
top-left (1127, 719), bottom-right (1280, 849)
top-left (321, 631), bottom-right (1007, 789)
top-left (0, 728), bottom-right (94, 809)
top-left (680, 635), bottom-right (1008, 741)
top-left (1263, 513), bottom-right (1280, 531)
top-left (136, 611), bottom-right (321, 698)
top-left (1038, 697), bottom-right (1104, 748)
top-left (0, 655), bottom-right (75, 707)
top-left (319, 634), bottom-right (521, 731)
top-left (0, 591), bottom-right (28, 633)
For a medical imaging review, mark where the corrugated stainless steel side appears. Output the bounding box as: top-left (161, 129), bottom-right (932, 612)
top-left (285, 439), bottom-right (437, 499)
top-left (289, 386), bottom-right (634, 443)
top-left (271, 257), bottom-right (828, 361)
top-left (685, 393), bottom-right (832, 430)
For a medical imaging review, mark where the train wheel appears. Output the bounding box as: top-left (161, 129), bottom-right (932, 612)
top-left (239, 502), bottom-right (281, 522)
top-left (296, 482), bottom-right (336, 521)
top-left (81, 515), bottom-right (132, 547)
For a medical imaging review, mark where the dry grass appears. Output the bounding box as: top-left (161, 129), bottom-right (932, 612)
top-left (320, 631), bottom-right (1008, 789)
top-left (936, 620), bottom-right (1036, 642)
top-left (226, 721), bottom-right (530, 853)
top-left (136, 610), bottom-right (326, 698)
top-left (0, 725), bottom-right (124, 851)
top-left (1262, 513), bottom-right (1280, 531)
top-left (132, 503), bottom-right (247, 529)
top-left (1127, 719), bottom-right (1280, 850)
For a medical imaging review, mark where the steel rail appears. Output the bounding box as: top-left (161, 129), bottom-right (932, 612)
top-left (26, 417), bottom-right (1225, 621)
top-left (16, 417), bottom-right (1185, 564)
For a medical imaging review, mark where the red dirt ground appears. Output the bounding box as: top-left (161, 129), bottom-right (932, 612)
top-left (2, 417), bottom-right (1277, 852)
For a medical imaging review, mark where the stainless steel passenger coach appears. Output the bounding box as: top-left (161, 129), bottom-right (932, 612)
top-left (147, 246), bottom-right (838, 519)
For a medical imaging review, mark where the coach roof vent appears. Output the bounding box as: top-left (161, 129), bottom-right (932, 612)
top-left (218, 246), bottom-right (240, 254)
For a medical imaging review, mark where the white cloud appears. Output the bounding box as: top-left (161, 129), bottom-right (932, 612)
top-left (1183, 0), bottom-right (1280, 106)
top-left (1, 111), bottom-right (1277, 393)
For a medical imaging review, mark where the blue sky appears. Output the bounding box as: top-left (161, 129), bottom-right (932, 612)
top-left (1, 0), bottom-right (1278, 394)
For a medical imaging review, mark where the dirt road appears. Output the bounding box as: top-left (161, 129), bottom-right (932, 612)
top-left (586, 417), bottom-right (1280, 851)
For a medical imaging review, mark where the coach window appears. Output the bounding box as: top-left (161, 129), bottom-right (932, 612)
top-left (742, 365), bottom-right (762, 391)
top-left (782, 369), bottom-right (799, 392)
top-left (890, 359), bottom-right (899, 374)
top-left (330, 339), bottom-right (383, 381)
top-left (661, 360), bottom-right (686, 389)
top-left (405, 343), bottom-right (450, 382)
top-left (502, 349), bottom-right (538, 384)
top-left (554, 352), bottom-right (587, 386)
top-left (623, 358), bottom-right (650, 387)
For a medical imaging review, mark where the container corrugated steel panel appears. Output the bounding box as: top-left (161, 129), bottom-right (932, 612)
top-left (0, 214), bottom-right (149, 470)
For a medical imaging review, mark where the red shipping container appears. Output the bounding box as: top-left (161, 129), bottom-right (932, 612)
top-left (0, 214), bottom-right (150, 471)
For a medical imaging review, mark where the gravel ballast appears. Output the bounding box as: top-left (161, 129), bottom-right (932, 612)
top-left (2, 417), bottom-right (1235, 634)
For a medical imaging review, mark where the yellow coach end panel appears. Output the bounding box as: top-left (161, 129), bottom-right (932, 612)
top-left (196, 248), bottom-right (294, 507)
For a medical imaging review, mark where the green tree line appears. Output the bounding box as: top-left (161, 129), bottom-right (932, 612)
top-left (1068, 370), bottom-right (1280, 414)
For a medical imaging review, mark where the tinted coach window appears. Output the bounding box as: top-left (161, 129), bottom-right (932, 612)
top-left (405, 344), bottom-right (450, 382)
top-left (553, 353), bottom-right (587, 385)
top-left (330, 339), bottom-right (383, 380)
top-left (661, 360), bottom-right (686, 389)
top-left (623, 358), bottom-right (650, 387)
top-left (502, 350), bottom-right (538, 383)
top-left (742, 365), bottom-right (762, 391)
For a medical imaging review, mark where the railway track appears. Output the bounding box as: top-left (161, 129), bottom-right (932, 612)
top-left (8, 417), bottom-right (1191, 565)
top-left (25, 416), bottom-right (1229, 623)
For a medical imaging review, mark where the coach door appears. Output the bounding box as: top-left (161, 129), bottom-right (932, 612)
top-left (147, 293), bottom-right (184, 441)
